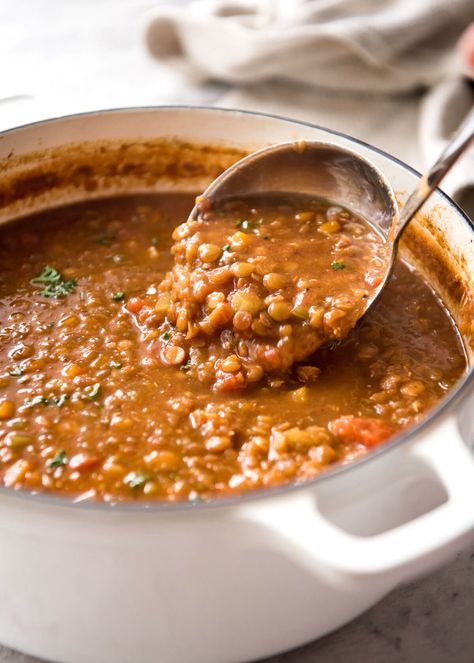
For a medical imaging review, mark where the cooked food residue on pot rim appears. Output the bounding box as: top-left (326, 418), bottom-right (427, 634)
top-left (0, 193), bottom-right (466, 502)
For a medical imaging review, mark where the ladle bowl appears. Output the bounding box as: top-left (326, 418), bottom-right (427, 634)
top-left (190, 105), bottom-right (474, 323)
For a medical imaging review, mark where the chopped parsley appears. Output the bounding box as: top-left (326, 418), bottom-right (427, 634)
top-left (151, 237), bottom-right (159, 246)
top-left (23, 396), bottom-right (50, 408)
top-left (223, 244), bottom-right (231, 252)
top-left (9, 366), bottom-right (24, 376)
top-left (31, 265), bottom-right (61, 285)
top-left (161, 332), bottom-right (170, 341)
top-left (235, 219), bottom-right (254, 232)
top-left (54, 395), bottom-right (69, 407)
top-left (180, 359), bottom-right (191, 372)
top-left (24, 394), bottom-right (68, 408)
top-left (125, 472), bottom-right (150, 489)
top-left (112, 291), bottom-right (125, 301)
top-left (42, 279), bottom-right (77, 298)
top-left (111, 361), bottom-right (122, 369)
top-left (331, 261), bottom-right (346, 271)
top-left (50, 450), bottom-right (67, 468)
top-left (31, 265), bottom-right (77, 299)
top-left (82, 383), bottom-right (101, 401)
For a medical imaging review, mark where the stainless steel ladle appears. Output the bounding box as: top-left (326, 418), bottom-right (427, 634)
top-left (190, 106), bottom-right (474, 322)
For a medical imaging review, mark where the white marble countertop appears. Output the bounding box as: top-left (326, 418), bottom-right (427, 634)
top-left (1, 1), bottom-right (474, 661)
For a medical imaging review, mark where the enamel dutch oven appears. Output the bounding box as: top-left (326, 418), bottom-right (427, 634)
top-left (0, 107), bottom-right (473, 663)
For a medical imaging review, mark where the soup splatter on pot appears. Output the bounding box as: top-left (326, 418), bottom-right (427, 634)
top-left (0, 194), bottom-right (466, 502)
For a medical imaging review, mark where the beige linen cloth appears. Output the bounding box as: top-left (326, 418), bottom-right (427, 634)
top-left (146, 0), bottom-right (474, 215)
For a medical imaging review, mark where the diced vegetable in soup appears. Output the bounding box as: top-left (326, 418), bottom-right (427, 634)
top-left (0, 194), bottom-right (466, 502)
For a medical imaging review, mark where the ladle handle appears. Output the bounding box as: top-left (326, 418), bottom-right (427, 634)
top-left (394, 104), bottom-right (474, 243)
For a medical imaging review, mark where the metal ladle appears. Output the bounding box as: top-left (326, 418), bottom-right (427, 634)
top-left (190, 107), bottom-right (474, 323)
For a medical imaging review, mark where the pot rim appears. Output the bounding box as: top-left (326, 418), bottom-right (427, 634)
top-left (0, 104), bottom-right (472, 514)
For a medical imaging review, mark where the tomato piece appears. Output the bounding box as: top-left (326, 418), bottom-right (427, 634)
top-left (215, 370), bottom-right (246, 391)
top-left (127, 296), bottom-right (146, 314)
top-left (69, 453), bottom-right (100, 471)
top-left (364, 270), bottom-right (384, 287)
top-left (329, 416), bottom-right (395, 448)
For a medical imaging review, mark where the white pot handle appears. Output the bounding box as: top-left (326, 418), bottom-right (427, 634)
top-left (242, 415), bottom-right (474, 580)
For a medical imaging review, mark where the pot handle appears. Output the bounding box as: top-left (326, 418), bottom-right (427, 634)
top-left (243, 414), bottom-right (474, 580)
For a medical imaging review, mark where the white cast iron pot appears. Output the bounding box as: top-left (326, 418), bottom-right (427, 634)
top-left (0, 107), bottom-right (473, 663)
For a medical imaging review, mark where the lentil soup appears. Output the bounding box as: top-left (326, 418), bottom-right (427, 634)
top-left (134, 195), bottom-right (390, 391)
top-left (0, 194), bottom-right (466, 501)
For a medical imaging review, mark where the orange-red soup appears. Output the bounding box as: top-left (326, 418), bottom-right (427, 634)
top-left (0, 195), bottom-right (466, 502)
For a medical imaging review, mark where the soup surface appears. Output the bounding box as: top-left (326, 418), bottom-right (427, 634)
top-left (0, 194), bottom-right (466, 502)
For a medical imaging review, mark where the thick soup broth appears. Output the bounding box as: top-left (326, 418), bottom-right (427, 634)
top-left (0, 194), bottom-right (466, 501)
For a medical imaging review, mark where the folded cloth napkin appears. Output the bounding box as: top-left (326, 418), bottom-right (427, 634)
top-left (146, 0), bottom-right (473, 91)
top-left (146, 0), bottom-right (474, 215)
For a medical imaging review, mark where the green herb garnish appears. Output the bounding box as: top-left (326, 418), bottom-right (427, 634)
top-left (331, 261), bottom-right (346, 270)
top-left (180, 359), bottom-right (191, 372)
top-left (24, 394), bottom-right (68, 408)
top-left (111, 361), bottom-right (122, 369)
top-left (31, 265), bottom-right (77, 299)
top-left (161, 332), bottom-right (170, 341)
top-left (24, 396), bottom-right (49, 408)
top-left (126, 472), bottom-right (150, 489)
top-left (112, 291), bottom-right (125, 301)
top-left (223, 244), bottom-right (231, 252)
top-left (9, 366), bottom-right (24, 376)
top-left (41, 279), bottom-right (77, 298)
top-left (54, 395), bottom-right (69, 408)
top-left (50, 450), bottom-right (67, 468)
top-left (235, 219), bottom-right (253, 232)
top-left (82, 383), bottom-right (101, 401)
top-left (151, 237), bottom-right (159, 246)
top-left (31, 265), bottom-right (61, 285)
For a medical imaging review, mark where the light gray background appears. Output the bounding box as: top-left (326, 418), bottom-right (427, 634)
top-left (1, 2), bottom-right (473, 661)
